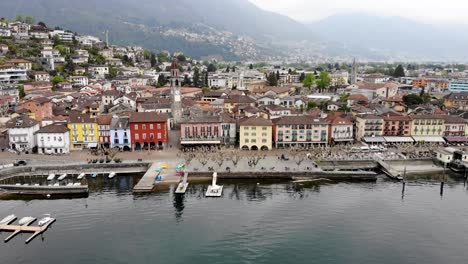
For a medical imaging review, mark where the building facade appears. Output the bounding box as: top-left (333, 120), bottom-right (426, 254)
top-left (239, 116), bottom-right (273, 150)
top-left (6, 115), bottom-right (40, 153)
top-left (67, 113), bottom-right (99, 150)
top-left (273, 116), bottom-right (329, 148)
top-left (110, 116), bottom-right (131, 151)
top-left (129, 112), bottom-right (169, 150)
top-left (36, 124), bottom-right (70, 154)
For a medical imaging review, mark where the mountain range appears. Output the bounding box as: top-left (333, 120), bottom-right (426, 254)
top-left (0, 0), bottom-right (467, 62)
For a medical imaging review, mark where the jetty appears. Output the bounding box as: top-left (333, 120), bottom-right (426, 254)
top-left (1, 217), bottom-right (56, 243)
top-left (206, 172), bottom-right (223, 197)
top-left (175, 172), bottom-right (189, 194)
top-left (0, 184), bottom-right (89, 195)
top-left (133, 162), bottom-right (163, 193)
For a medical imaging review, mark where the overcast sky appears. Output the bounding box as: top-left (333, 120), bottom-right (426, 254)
top-left (249, 0), bottom-right (468, 24)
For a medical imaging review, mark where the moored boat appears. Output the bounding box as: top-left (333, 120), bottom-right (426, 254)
top-left (58, 174), bottom-right (67, 181)
top-left (108, 172), bottom-right (116, 179)
top-left (18, 216), bottom-right (35, 225)
top-left (77, 173), bottom-right (86, 180)
top-left (0, 214), bottom-right (16, 225)
top-left (38, 214), bottom-right (53, 226)
top-left (47, 174), bottom-right (56, 181)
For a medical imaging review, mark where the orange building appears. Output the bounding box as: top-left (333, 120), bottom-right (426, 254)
top-left (412, 79), bottom-right (427, 88)
top-left (18, 97), bottom-right (53, 124)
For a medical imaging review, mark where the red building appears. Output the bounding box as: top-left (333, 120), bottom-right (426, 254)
top-left (382, 112), bottom-right (412, 137)
top-left (129, 112), bottom-right (169, 150)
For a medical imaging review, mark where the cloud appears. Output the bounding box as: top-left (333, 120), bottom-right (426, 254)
top-left (249, 0), bottom-right (468, 24)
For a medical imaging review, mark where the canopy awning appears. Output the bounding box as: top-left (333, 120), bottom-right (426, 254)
top-left (384, 136), bottom-right (415, 143)
top-left (87, 142), bottom-right (98, 148)
top-left (444, 137), bottom-right (468, 143)
top-left (412, 136), bottom-right (445, 143)
top-left (362, 136), bottom-right (385, 143)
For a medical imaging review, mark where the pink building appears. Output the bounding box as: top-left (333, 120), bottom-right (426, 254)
top-left (273, 116), bottom-right (329, 148)
top-left (180, 116), bottom-right (223, 147)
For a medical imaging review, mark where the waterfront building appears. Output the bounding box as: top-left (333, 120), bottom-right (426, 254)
top-left (35, 123), bottom-right (70, 155)
top-left (17, 97), bottom-right (53, 123)
top-left (110, 116), bottom-right (131, 151)
top-left (448, 80), bottom-right (468, 93)
top-left (410, 115), bottom-right (446, 143)
top-left (325, 113), bottom-right (354, 144)
top-left (67, 113), bottom-right (99, 150)
top-left (6, 115), bottom-right (40, 153)
top-left (239, 116), bottom-right (273, 150)
top-left (442, 115), bottom-right (467, 137)
top-left (444, 92), bottom-right (468, 110)
top-left (180, 116), bottom-right (223, 148)
top-left (273, 116), bottom-right (329, 148)
top-left (382, 112), bottom-right (412, 137)
top-left (98, 114), bottom-right (112, 148)
top-left (355, 115), bottom-right (384, 143)
top-left (129, 112), bottom-right (169, 150)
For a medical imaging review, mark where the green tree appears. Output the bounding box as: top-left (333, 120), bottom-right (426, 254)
top-left (307, 101), bottom-right (318, 110)
top-left (299, 72), bottom-right (306, 82)
top-left (232, 66), bottom-right (236, 72)
top-left (302, 73), bottom-right (315, 89)
top-left (267, 72), bottom-right (278, 86)
top-left (177, 54), bottom-right (186, 62)
top-left (108, 66), bottom-right (118, 79)
top-left (150, 53), bottom-right (157, 67)
top-left (15, 15), bottom-right (23, 22)
top-left (182, 75), bottom-right (192, 86)
top-left (157, 52), bottom-right (168, 63)
top-left (157, 74), bottom-right (166, 87)
top-left (17, 85), bottom-right (25, 99)
top-left (393, 65), bottom-right (406, 78)
top-left (207, 64), bottom-right (217, 72)
top-left (226, 66), bottom-right (230, 73)
top-left (316, 72), bottom-right (331, 92)
top-left (403, 94), bottom-right (424, 106)
top-left (193, 67), bottom-right (200, 87)
top-left (204, 71), bottom-right (209, 86)
top-left (143, 50), bottom-right (152, 60)
top-left (52, 35), bottom-right (62, 46)
top-left (276, 70), bottom-right (280, 81)
top-left (249, 64), bottom-right (253, 70)
top-left (52, 76), bottom-right (66, 85)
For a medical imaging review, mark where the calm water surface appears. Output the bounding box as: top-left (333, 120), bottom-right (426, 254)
top-left (1, 176), bottom-right (468, 264)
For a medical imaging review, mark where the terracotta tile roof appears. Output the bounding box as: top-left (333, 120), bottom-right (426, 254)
top-left (97, 114), bottom-right (113, 125)
top-left (68, 112), bottom-right (97, 123)
top-left (442, 115), bottom-right (467, 124)
top-left (348, 94), bottom-right (368, 101)
top-left (36, 123), bottom-right (69, 134)
top-left (129, 112), bottom-right (169, 123)
top-left (239, 116), bottom-right (273, 126)
top-left (6, 115), bottom-right (39, 128)
top-left (274, 115), bottom-right (329, 125)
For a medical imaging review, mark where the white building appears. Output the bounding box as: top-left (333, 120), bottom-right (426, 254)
top-left (0, 65), bottom-right (28, 84)
top-left (35, 123), bottom-right (70, 155)
top-left (6, 115), bottom-right (40, 153)
top-left (69, 76), bottom-right (89, 87)
top-left (50, 30), bottom-right (74, 42)
top-left (88, 65), bottom-right (109, 78)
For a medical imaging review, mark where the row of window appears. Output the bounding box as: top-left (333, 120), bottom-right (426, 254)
top-left (134, 133), bottom-right (162, 140)
top-left (244, 139), bottom-right (268, 143)
top-left (277, 124), bottom-right (327, 129)
top-left (244, 127), bottom-right (268, 131)
top-left (134, 124), bottom-right (162, 130)
top-left (413, 120), bottom-right (443, 125)
top-left (244, 133), bottom-right (268, 137)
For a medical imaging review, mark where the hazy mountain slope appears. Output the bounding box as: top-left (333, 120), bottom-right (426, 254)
top-left (308, 13), bottom-right (468, 61)
top-left (0, 0), bottom-right (314, 60)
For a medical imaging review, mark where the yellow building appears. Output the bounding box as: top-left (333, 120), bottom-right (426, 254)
top-left (410, 115), bottom-right (445, 142)
top-left (239, 116), bottom-right (273, 150)
top-left (67, 113), bottom-right (99, 150)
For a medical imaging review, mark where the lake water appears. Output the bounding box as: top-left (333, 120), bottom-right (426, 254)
top-left (1, 176), bottom-right (468, 264)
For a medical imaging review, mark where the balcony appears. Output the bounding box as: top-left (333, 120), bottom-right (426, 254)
top-left (180, 137), bottom-right (222, 145)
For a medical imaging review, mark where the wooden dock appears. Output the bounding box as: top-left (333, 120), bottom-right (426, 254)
top-left (1, 218), bottom-right (56, 243)
top-left (133, 162), bottom-right (164, 193)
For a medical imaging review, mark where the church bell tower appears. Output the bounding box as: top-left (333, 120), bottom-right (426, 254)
top-left (170, 59), bottom-right (183, 126)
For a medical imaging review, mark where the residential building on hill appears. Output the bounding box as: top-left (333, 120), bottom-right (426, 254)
top-left (6, 115), bottom-right (40, 153)
top-left (273, 116), bottom-right (329, 148)
top-left (239, 116), bottom-right (273, 150)
top-left (35, 123), bottom-right (70, 155)
top-left (129, 112), bottom-right (169, 150)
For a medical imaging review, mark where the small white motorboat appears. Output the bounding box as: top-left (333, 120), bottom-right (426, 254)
top-left (0, 214), bottom-right (16, 225)
top-left (108, 172), bottom-right (116, 179)
top-left (47, 174), bottom-right (56, 181)
top-left (73, 183), bottom-right (81, 186)
top-left (18, 216), bottom-right (35, 225)
top-left (38, 214), bottom-right (53, 226)
top-left (66, 183), bottom-right (73, 186)
top-left (34, 184), bottom-right (40, 186)
top-left (53, 183), bottom-right (60, 186)
top-left (58, 174), bottom-right (67, 181)
top-left (77, 173), bottom-right (86, 180)
top-left (15, 183), bottom-right (21, 186)
top-left (23, 183), bottom-right (29, 186)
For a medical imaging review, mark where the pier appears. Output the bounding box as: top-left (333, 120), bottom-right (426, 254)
top-left (1, 218), bottom-right (56, 243)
